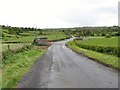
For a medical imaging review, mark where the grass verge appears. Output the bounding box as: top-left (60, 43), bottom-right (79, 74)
top-left (66, 41), bottom-right (119, 70)
top-left (2, 46), bottom-right (46, 88)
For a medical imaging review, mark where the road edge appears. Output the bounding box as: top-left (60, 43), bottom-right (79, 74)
top-left (65, 43), bottom-right (120, 71)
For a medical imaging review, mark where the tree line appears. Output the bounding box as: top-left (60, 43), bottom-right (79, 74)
top-left (1, 25), bottom-right (120, 37)
top-left (1, 25), bottom-right (43, 35)
top-left (62, 26), bottom-right (120, 37)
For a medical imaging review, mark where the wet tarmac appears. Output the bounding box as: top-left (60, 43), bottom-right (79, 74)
top-left (17, 38), bottom-right (118, 88)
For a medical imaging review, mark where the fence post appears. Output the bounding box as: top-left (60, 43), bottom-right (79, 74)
top-left (8, 44), bottom-right (10, 51)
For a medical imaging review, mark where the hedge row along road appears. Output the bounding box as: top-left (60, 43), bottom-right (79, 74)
top-left (17, 38), bottom-right (118, 88)
top-left (74, 40), bottom-right (119, 57)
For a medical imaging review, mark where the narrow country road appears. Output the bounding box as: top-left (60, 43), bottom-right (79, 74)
top-left (17, 38), bottom-right (118, 88)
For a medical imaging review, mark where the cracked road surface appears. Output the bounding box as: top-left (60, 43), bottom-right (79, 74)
top-left (17, 39), bottom-right (118, 88)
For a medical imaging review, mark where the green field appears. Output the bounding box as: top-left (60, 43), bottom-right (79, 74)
top-left (74, 37), bottom-right (119, 57)
top-left (1, 43), bottom-right (31, 52)
top-left (82, 37), bottom-right (119, 47)
top-left (3, 36), bottom-right (35, 43)
top-left (2, 30), bottom-right (68, 43)
top-left (39, 31), bottom-right (68, 41)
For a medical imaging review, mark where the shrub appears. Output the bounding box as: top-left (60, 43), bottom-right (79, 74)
top-left (105, 34), bottom-right (111, 38)
top-left (115, 32), bottom-right (120, 36)
top-left (101, 33), bottom-right (105, 36)
top-left (90, 34), bottom-right (94, 36)
top-left (95, 47), bottom-right (104, 53)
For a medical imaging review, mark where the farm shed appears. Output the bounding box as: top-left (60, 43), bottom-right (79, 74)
top-left (33, 37), bottom-right (48, 46)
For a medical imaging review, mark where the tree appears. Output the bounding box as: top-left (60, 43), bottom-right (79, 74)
top-left (38, 29), bottom-right (43, 35)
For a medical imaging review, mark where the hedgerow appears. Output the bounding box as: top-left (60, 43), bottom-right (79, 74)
top-left (2, 45), bottom-right (32, 65)
top-left (74, 40), bottom-right (120, 57)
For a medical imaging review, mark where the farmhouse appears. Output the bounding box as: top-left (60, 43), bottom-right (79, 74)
top-left (33, 37), bottom-right (48, 46)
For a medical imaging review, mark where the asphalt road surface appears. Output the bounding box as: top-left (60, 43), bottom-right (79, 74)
top-left (17, 39), bottom-right (118, 88)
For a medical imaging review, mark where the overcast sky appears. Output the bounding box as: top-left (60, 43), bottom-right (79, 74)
top-left (0, 0), bottom-right (119, 28)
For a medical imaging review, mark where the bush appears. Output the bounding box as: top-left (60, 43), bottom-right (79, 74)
top-left (101, 33), bottom-right (105, 36)
top-left (90, 34), bottom-right (94, 36)
top-left (95, 47), bottom-right (104, 53)
top-left (105, 34), bottom-right (111, 38)
top-left (115, 32), bottom-right (120, 36)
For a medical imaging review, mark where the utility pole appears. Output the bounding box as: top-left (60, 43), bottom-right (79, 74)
top-left (33, 24), bottom-right (37, 38)
top-left (36, 26), bottom-right (37, 38)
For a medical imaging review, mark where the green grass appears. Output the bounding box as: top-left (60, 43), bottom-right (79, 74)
top-left (82, 37), bottom-right (119, 47)
top-left (66, 41), bottom-right (119, 69)
top-left (2, 32), bottom-right (16, 37)
top-left (39, 31), bottom-right (68, 41)
top-left (1, 43), bottom-right (31, 52)
top-left (3, 36), bottom-right (35, 43)
top-left (2, 31), bottom-right (68, 43)
top-left (2, 46), bottom-right (46, 88)
top-left (0, 69), bottom-right (1, 89)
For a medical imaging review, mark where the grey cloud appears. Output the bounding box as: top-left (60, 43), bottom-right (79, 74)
top-left (118, 1), bottom-right (120, 26)
top-left (83, 0), bottom-right (107, 4)
top-left (94, 6), bottom-right (117, 14)
top-left (65, 15), bottom-right (98, 25)
top-left (59, 9), bottom-right (98, 26)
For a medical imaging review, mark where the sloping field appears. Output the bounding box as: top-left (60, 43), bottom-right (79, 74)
top-left (82, 37), bottom-right (118, 47)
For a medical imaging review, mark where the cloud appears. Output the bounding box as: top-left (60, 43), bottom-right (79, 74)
top-left (118, 1), bottom-right (120, 26)
top-left (0, 0), bottom-right (119, 28)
